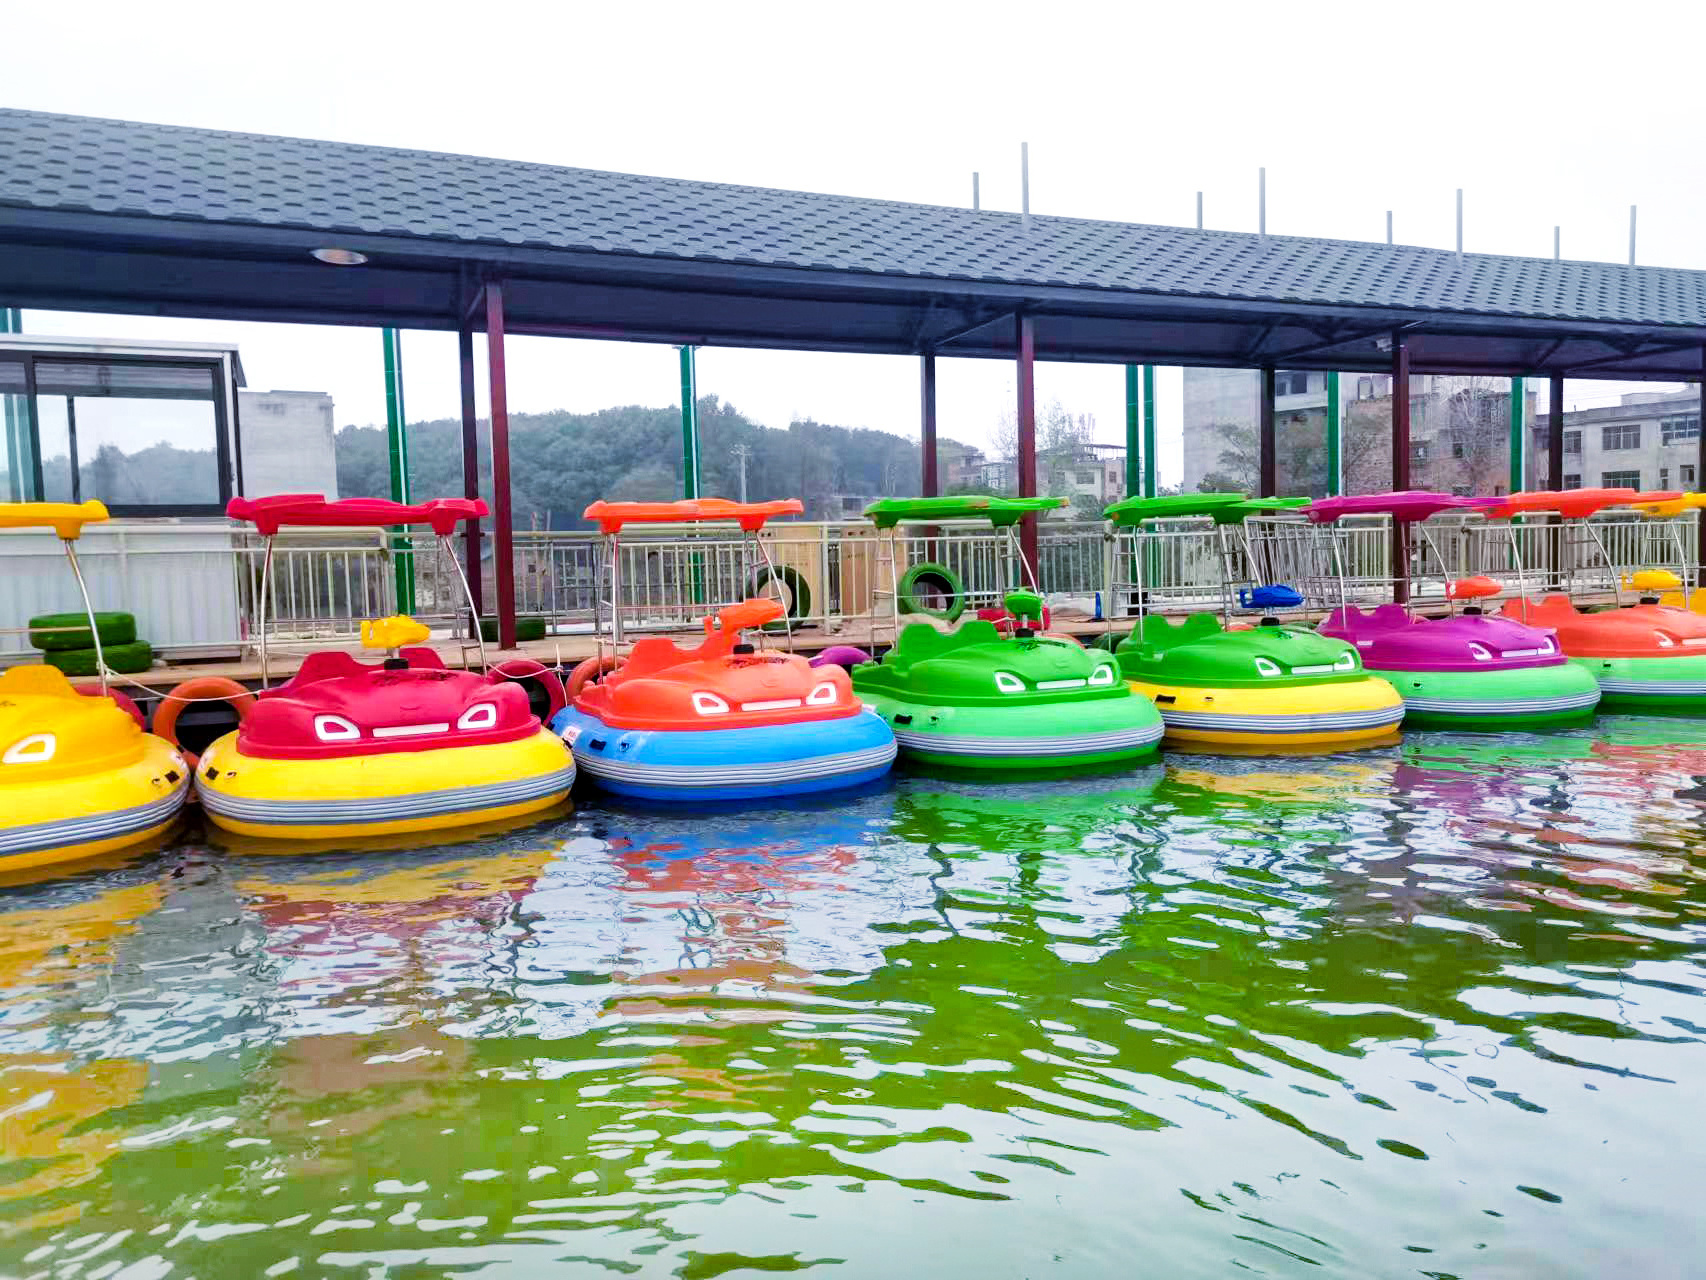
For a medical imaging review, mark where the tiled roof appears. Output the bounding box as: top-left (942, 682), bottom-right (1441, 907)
top-left (3, 108), bottom-right (1705, 331)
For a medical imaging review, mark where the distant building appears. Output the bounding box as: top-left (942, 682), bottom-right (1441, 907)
top-left (1043, 442), bottom-right (1126, 515)
top-left (938, 440), bottom-right (987, 491)
top-left (1184, 368), bottom-right (1533, 496)
top-left (238, 389), bottom-right (339, 498)
top-left (1530, 388), bottom-right (1700, 492)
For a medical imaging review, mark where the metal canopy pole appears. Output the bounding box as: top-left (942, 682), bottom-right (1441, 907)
top-left (1142, 365), bottom-right (1157, 498)
top-left (1, 307), bottom-right (24, 501)
top-left (382, 327), bottom-right (415, 615)
top-left (1258, 367), bottom-right (1276, 497)
top-left (457, 317), bottom-right (483, 625)
top-left (1326, 372), bottom-right (1341, 496)
top-left (1508, 375), bottom-right (1525, 494)
top-left (920, 354), bottom-right (938, 496)
top-left (678, 345), bottom-right (700, 499)
top-left (1548, 372), bottom-right (1566, 590)
top-left (1392, 334), bottom-right (1412, 603)
top-left (1016, 313), bottom-right (1039, 574)
top-left (485, 281), bottom-right (518, 650)
top-left (1124, 364), bottom-right (1141, 497)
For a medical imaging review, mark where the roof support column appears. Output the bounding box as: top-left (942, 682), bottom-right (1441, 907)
top-left (1, 306), bottom-right (25, 502)
top-left (1016, 314), bottom-right (1038, 577)
top-left (382, 328), bottom-right (416, 616)
top-left (1548, 372), bottom-right (1565, 590)
top-left (457, 315), bottom-right (483, 624)
top-left (1391, 333), bottom-right (1412, 602)
top-left (1142, 365), bottom-right (1157, 499)
top-left (1698, 348), bottom-right (1706, 565)
top-left (1124, 364), bottom-right (1141, 498)
top-left (485, 281), bottom-right (518, 651)
top-left (1258, 367), bottom-right (1276, 497)
top-left (920, 354), bottom-right (938, 497)
top-left (1508, 376), bottom-right (1525, 495)
top-left (678, 345), bottom-right (700, 499)
top-left (1326, 372), bottom-right (1341, 496)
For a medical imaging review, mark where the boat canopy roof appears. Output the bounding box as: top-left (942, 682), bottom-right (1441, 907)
top-left (1629, 491), bottom-right (1706, 518)
top-left (583, 497), bottom-right (803, 533)
top-left (227, 494), bottom-right (489, 535)
top-left (0, 500), bottom-right (110, 540)
top-left (1104, 493), bottom-right (1308, 526)
top-left (1485, 487), bottom-right (1643, 519)
top-left (863, 495), bottom-right (1064, 528)
top-left (1304, 491), bottom-right (1500, 524)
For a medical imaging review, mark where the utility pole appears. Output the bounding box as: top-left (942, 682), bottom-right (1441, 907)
top-left (731, 443), bottom-right (750, 503)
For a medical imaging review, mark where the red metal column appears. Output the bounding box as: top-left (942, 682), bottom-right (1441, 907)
top-left (1391, 334), bottom-right (1412, 602)
top-left (1698, 348), bottom-right (1706, 564)
top-left (1258, 367), bottom-right (1277, 497)
top-left (920, 354), bottom-right (939, 497)
top-left (1549, 371), bottom-right (1567, 589)
top-left (485, 281), bottom-right (518, 650)
top-left (458, 315), bottom-right (483, 619)
top-left (1016, 315), bottom-right (1038, 574)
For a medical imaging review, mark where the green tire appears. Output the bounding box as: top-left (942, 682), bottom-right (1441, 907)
top-left (29, 611), bottom-right (136, 652)
top-left (746, 564), bottom-right (812, 632)
top-left (896, 562), bottom-right (965, 624)
top-left (479, 618), bottom-right (548, 643)
top-left (44, 640), bottom-right (154, 677)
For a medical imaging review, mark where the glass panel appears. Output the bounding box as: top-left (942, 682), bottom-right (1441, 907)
top-left (1182, 368), bottom-right (1259, 493)
top-left (34, 361), bottom-right (221, 509)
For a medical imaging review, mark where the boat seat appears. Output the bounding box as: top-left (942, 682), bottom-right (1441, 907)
top-left (287, 651), bottom-right (371, 687)
top-left (1238, 584), bottom-right (1303, 610)
top-left (0, 664), bottom-right (78, 699)
top-left (1447, 575), bottom-right (1502, 600)
top-left (891, 619), bottom-right (1002, 665)
top-left (1625, 569), bottom-right (1682, 592)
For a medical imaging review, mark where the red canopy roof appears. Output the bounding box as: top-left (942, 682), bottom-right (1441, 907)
top-left (583, 498), bottom-right (803, 534)
top-left (228, 494), bottom-right (488, 535)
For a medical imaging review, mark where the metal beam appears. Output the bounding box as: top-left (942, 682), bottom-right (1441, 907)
top-left (1016, 314), bottom-right (1038, 575)
top-left (931, 309), bottom-right (1018, 349)
top-left (1258, 322), bottom-right (1418, 366)
top-left (1547, 373), bottom-right (1565, 490)
top-left (486, 281), bottom-right (518, 651)
top-left (1508, 376), bottom-right (1525, 495)
top-left (921, 353), bottom-right (938, 497)
top-left (1326, 371), bottom-right (1341, 496)
top-left (457, 314), bottom-right (483, 623)
top-left (1560, 341), bottom-right (1705, 375)
top-left (1258, 367), bottom-right (1276, 497)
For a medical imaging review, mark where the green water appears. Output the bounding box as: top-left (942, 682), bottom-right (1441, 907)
top-left (5, 719), bottom-right (1706, 1278)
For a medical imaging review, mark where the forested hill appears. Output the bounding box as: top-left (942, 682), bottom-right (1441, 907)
top-left (335, 397), bottom-right (947, 526)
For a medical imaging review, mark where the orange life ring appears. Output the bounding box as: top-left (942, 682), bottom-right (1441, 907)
top-left (489, 658), bottom-right (567, 722)
top-left (566, 655), bottom-right (623, 701)
top-left (75, 684), bottom-right (145, 729)
top-left (155, 677), bottom-right (255, 771)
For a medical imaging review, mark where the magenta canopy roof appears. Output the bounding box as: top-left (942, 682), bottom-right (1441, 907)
top-left (1303, 491), bottom-right (1501, 524)
top-left (228, 494), bottom-right (488, 536)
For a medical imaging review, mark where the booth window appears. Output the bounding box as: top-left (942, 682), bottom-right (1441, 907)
top-left (3, 355), bottom-right (231, 516)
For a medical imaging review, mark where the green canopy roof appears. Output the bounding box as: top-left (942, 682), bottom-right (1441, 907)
top-left (863, 495), bottom-right (1066, 528)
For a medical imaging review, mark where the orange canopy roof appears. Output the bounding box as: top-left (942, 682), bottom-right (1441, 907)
top-left (583, 498), bottom-right (803, 533)
top-left (1486, 487), bottom-right (1641, 519)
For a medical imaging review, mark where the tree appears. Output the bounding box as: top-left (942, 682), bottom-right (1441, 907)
top-left (1198, 421), bottom-right (1259, 493)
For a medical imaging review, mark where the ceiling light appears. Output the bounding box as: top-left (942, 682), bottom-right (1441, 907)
top-left (311, 247), bottom-right (368, 266)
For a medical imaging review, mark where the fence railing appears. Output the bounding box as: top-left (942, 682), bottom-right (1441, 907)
top-left (4, 510), bottom-right (1697, 663)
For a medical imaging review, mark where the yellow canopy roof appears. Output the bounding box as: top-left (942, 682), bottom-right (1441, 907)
top-left (0, 501), bottom-right (110, 539)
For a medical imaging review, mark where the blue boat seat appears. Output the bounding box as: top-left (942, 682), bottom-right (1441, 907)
top-left (1238, 584), bottom-right (1304, 610)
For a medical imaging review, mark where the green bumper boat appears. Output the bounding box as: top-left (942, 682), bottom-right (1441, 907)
top-left (851, 496), bottom-right (1164, 773)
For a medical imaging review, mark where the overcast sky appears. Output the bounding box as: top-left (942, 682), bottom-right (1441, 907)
top-left (7, 1), bottom-right (1696, 486)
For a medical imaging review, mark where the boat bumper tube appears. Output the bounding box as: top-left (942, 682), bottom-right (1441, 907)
top-left (860, 690), bottom-right (1164, 772)
top-left (1370, 661), bottom-right (1602, 730)
top-left (0, 734), bottom-right (189, 869)
top-left (1128, 676), bottom-right (1404, 747)
top-left (552, 706), bottom-right (897, 801)
top-left (194, 727), bottom-right (575, 839)
top-left (1574, 653), bottom-right (1706, 713)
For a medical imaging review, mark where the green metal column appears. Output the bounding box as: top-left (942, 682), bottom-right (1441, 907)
top-left (1509, 376), bottom-right (1525, 494)
top-left (679, 345), bottom-right (701, 499)
top-left (1141, 365), bottom-right (1157, 498)
top-left (382, 328), bottom-right (416, 615)
top-left (1326, 371), bottom-right (1342, 495)
top-left (1123, 364), bottom-right (1141, 497)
